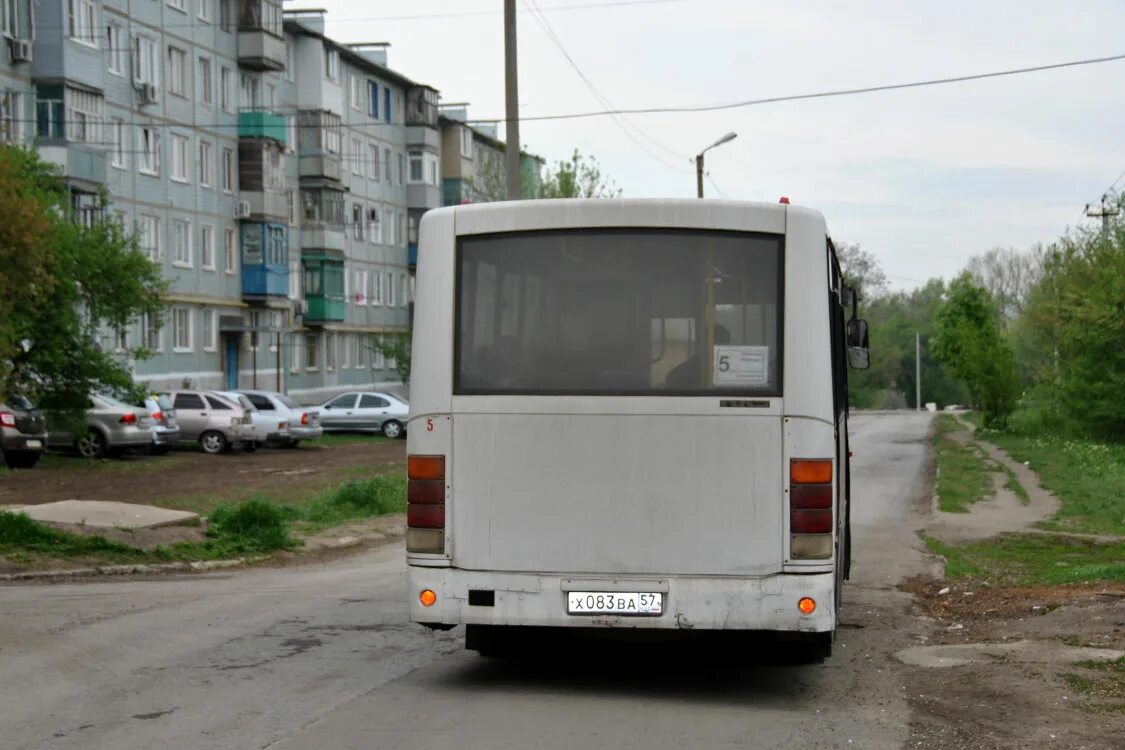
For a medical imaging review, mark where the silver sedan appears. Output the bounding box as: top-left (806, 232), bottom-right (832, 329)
top-left (316, 392), bottom-right (409, 438)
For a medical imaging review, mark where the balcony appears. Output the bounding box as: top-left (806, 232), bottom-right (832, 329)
top-left (240, 223), bottom-right (289, 300)
top-left (301, 253), bottom-right (345, 324)
top-left (37, 144), bottom-right (106, 188)
top-left (238, 0), bottom-right (286, 70)
top-left (238, 110), bottom-right (287, 145)
top-left (239, 139), bottom-right (288, 221)
top-left (240, 190), bottom-right (289, 222)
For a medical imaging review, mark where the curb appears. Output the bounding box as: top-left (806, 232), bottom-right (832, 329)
top-left (0, 556), bottom-right (265, 582)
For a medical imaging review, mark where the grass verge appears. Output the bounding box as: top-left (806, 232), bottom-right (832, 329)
top-left (924, 533), bottom-right (1125, 585)
top-left (0, 511), bottom-right (151, 562)
top-left (932, 416), bottom-right (994, 513)
top-left (1062, 657), bottom-right (1125, 714)
top-left (974, 430), bottom-right (1125, 537)
top-left (303, 433), bottom-right (392, 447)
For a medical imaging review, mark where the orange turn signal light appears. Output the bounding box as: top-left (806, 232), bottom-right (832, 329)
top-left (419, 589), bottom-right (437, 607)
top-left (408, 455), bottom-right (446, 481)
top-left (798, 597), bottom-right (816, 615)
top-left (791, 459), bottom-right (832, 485)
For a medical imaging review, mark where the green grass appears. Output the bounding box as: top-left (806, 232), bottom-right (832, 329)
top-left (303, 433), bottom-right (392, 447)
top-left (0, 511), bottom-right (152, 562)
top-left (935, 413), bottom-right (968, 436)
top-left (924, 533), bottom-right (1125, 585)
top-left (994, 461), bottom-right (1031, 505)
top-left (933, 428), bottom-right (995, 513)
top-left (1063, 657), bottom-right (1125, 714)
top-left (975, 430), bottom-right (1125, 537)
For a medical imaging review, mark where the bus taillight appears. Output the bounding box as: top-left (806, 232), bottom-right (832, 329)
top-left (407, 455), bottom-right (446, 553)
top-left (790, 459), bottom-right (833, 559)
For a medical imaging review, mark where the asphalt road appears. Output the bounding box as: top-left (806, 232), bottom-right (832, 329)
top-left (0, 412), bottom-right (936, 750)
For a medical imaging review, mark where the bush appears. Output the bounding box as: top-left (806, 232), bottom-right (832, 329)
top-left (206, 498), bottom-right (296, 554)
top-left (301, 476), bottom-right (407, 527)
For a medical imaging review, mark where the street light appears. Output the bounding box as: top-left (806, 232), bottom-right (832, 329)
top-left (695, 132), bottom-right (737, 198)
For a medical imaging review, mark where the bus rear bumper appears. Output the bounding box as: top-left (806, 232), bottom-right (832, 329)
top-left (407, 568), bottom-right (836, 633)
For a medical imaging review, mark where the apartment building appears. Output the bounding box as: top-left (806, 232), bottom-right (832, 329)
top-left (7, 2), bottom-right (440, 400)
top-left (439, 106), bottom-right (543, 205)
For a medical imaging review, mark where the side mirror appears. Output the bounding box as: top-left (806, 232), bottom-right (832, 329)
top-left (846, 318), bottom-right (870, 370)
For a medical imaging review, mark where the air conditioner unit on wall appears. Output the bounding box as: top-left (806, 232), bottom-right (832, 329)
top-left (236, 200), bottom-right (252, 219)
top-left (137, 83), bottom-right (158, 105)
top-left (7, 38), bottom-right (32, 63)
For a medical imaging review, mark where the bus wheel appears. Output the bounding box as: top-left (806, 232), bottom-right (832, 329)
top-left (465, 625), bottom-right (513, 658)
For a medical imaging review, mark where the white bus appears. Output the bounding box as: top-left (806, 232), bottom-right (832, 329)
top-left (405, 199), bottom-right (869, 660)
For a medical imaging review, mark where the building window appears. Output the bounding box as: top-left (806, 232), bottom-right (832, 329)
top-left (197, 0), bottom-right (210, 22)
top-left (398, 213), bottom-right (406, 247)
top-left (224, 228), bottom-right (237, 273)
top-left (358, 270), bottom-right (368, 305)
top-left (356, 333), bottom-right (366, 367)
top-left (172, 307), bottom-right (193, 352)
top-left (367, 81), bottom-right (378, 118)
top-left (386, 270), bottom-right (395, 307)
top-left (222, 147), bottom-right (234, 192)
top-left (220, 66), bottom-right (232, 112)
top-left (220, 0), bottom-right (231, 30)
top-left (383, 147), bottom-right (391, 182)
top-left (142, 312), bottom-right (162, 351)
top-left (36, 86), bottom-right (104, 144)
top-left (384, 87), bottom-right (391, 123)
top-left (461, 126), bottom-right (472, 157)
top-left (396, 153), bottom-right (405, 185)
top-left (173, 219), bottom-right (192, 267)
top-left (352, 202), bottom-right (364, 240)
top-left (167, 0), bottom-right (186, 11)
top-left (114, 326), bottom-right (129, 352)
top-left (110, 119), bottom-right (126, 169)
top-left (239, 73), bottom-right (258, 108)
top-left (369, 143), bottom-right (380, 181)
top-left (198, 56), bottom-right (213, 106)
top-left (0, 91), bottom-right (22, 144)
top-left (305, 333), bottom-right (319, 370)
top-left (167, 46), bottom-right (188, 97)
top-left (170, 133), bottom-right (190, 182)
top-left (351, 137), bottom-right (362, 175)
top-left (302, 189), bottom-right (346, 226)
top-left (285, 42), bottom-right (294, 80)
top-left (372, 269), bottom-right (383, 306)
top-left (138, 215), bottom-right (160, 261)
top-left (384, 208), bottom-right (394, 245)
top-left (198, 140), bottom-right (213, 187)
top-left (134, 35), bottom-right (160, 88)
top-left (350, 74), bottom-right (362, 110)
top-left (201, 224), bottom-right (215, 269)
top-left (139, 126), bottom-right (160, 175)
top-left (325, 332), bottom-right (336, 370)
top-left (399, 273), bottom-right (408, 307)
top-left (408, 151), bottom-right (423, 183)
top-left (290, 334), bottom-right (301, 372)
top-left (408, 215), bottom-right (418, 245)
top-left (324, 48), bottom-right (339, 81)
top-left (68, 0), bottom-right (98, 46)
top-left (340, 333), bottom-right (350, 369)
top-left (107, 22), bottom-right (127, 75)
top-left (370, 208), bottom-right (382, 244)
top-left (323, 114), bottom-right (341, 154)
top-left (202, 309), bottom-right (217, 351)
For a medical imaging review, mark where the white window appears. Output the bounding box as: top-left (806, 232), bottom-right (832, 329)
top-left (201, 224), bottom-right (215, 269)
top-left (373, 338), bottom-right (385, 369)
top-left (197, 0), bottom-right (210, 22)
top-left (138, 126), bottom-right (160, 175)
top-left (399, 273), bottom-right (408, 307)
top-left (142, 312), bottom-right (162, 351)
top-left (323, 116), bottom-right (341, 154)
top-left (167, 46), bottom-right (187, 97)
top-left (324, 48), bottom-right (339, 81)
top-left (372, 270), bottom-right (383, 306)
top-left (138, 215), bottom-right (160, 261)
top-left (239, 74), bottom-right (258, 108)
top-left (350, 74), bottom-right (362, 110)
top-left (290, 334), bottom-right (301, 372)
top-left (384, 208), bottom-right (394, 245)
top-left (107, 23), bottom-right (127, 75)
top-left (172, 307), bottom-right (193, 352)
top-left (351, 203), bottom-right (364, 240)
top-left (460, 126), bottom-right (472, 157)
top-left (351, 138), bottom-right (362, 175)
top-left (356, 333), bottom-right (366, 367)
top-left (220, 66), bottom-right (233, 112)
top-left (134, 36), bottom-right (160, 88)
top-left (0, 90), bottom-right (22, 145)
top-left (110, 118), bottom-right (126, 168)
top-left (170, 134), bottom-right (190, 182)
top-left (325, 332), bottom-right (336, 370)
top-left (340, 333), bottom-right (350, 369)
top-left (173, 219), bottom-right (192, 267)
top-left (222, 148), bottom-right (234, 192)
top-left (285, 42), bottom-right (295, 81)
top-left (202, 309), bottom-right (217, 351)
top-left (427, 154), bottom-right (438, 185)
top-left (383, 147), bottom-right (391, 182)
top-left (199, 140), bottom-right (213, 187)
top-left (167, 0), bottom-right (186, 12)
top-left (358, 270), bottom-right (368, 305)
top-left (114, 326), bottom-right (129, 352)
top-left (370, 208), bottom-right (382, 244)
top-left (65, 87), bottom-right (103, 144)
top-left (306, 333), bottom-right (319, 370)
top-left (68, 0), bottom-right (97, 47)
top-left (265, 82), bottom-right (276, 108)
top-left (398, 213), bottom-right (406, 247)
top-left (386, 271), bottom-right (395, 307)
top-left (408, 151), bottom-right (423, 184)
top-left (198, 56), bottom-right (213, 106)
top-left (368, 143), bottom-right (379, 180)
top-left (397, 152), bottom-right (405, 185)
top-left (224, 228), bottom-right (237, 274)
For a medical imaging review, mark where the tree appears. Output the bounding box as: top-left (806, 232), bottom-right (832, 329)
top-left (371, 332), bottom-right (412, 385)
top-left (536, 149), bottom-right (621, 199)
top-left (836, 242), bottom-right (888, 303)
top-left (0, 146), bottom-right (167, 415)
top-left (965, 245), bottom-right (1045, 323)
top-left (931, 274), bottom-right (1020, 427)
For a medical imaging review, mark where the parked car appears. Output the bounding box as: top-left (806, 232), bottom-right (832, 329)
top-left (215, 390), bottom-right (290, 448)
top-left (237, 390), bottom-right (323, 447)
top-left (0, 396), bottom-right (48, 469)
top-left (139, 394), bottom-right (181, 455)
top-left (317, 391), bottom-right (409, 438)
top-left (47, 394), bottom-right (154, 459)
top-left (160, 390), bottom-right (257, 454)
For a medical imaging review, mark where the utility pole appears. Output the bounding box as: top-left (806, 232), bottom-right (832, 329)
top-left (1085, 193), bottom-right (1119, 236)
top-left (695, 155), bottom-right (704, 198)
top-left (503, 0), bottom-right (522, 200)
top-left (915, 332), bottom-right (921, 411)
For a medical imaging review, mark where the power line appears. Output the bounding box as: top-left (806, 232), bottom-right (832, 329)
top-left (473, 52), bottom-right (1125, 123)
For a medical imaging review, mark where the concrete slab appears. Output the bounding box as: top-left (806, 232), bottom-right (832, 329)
top-left (13, 500), bottom-right (198, 530)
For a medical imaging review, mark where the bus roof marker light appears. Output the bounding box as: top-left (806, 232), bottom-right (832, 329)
top-left (798, 597), bottom-right (816, 615)
top-left (420, 589), bottom-right (437, 607)
top-left (779, 196), bottom-right (790, 204)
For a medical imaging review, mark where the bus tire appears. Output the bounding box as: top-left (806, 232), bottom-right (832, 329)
top-left (465, 624), bottom-right (513, 657)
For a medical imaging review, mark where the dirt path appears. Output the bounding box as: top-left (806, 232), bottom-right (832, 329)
top-left (0, 440), bottom-right (406, 509)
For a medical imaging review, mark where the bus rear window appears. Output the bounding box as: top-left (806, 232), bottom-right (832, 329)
top-left (456, 228), bottom-right (783, 395)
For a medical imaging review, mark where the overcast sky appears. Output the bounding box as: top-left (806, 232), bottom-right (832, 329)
top-left (315, 0), bottom-right (1125, 289)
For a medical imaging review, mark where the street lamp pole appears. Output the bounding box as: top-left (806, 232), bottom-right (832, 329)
top-left (694, 132), bottom-right (737, 198)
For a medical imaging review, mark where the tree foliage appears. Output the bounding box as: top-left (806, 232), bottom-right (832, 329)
top-left (964, 245), bottom-right (1045, 323)
top-left (931, 274), bottom-right (1020, 427)
top-left (0, 146), bottom-right (167, 412)
top-left (371, 332), bottom-right (412, 385)
top-left (536, 149), bottom-right (621, 199)
top-left (836, 242), bottom-right (888, 303)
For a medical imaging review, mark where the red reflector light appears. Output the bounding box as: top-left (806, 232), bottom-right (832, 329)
top-left (791, 509), bottom-right (832, 534)
top-left (301, 412), bottom-right (309, 426)
top-left (408, 455), bottom-right (445, 481)
top-left (119, 412), bottom-right (137, 425)
top-left (151, 410), bottom-right (163, 422)
top-left (408, 479), bottom-right (444, 504)
top-left (407, 503), bottom-right (445, 529)
top-left (0, 412), bottom-right (16, 427)
top-left (791, 459), bottom-right (832, 484)
top-left (791, 483), bottom-right (833, 509)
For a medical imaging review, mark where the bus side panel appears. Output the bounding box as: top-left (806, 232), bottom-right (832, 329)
top-left (410, 209), bottom-right (457, 422)
top-left (783, 208), bottom-right (833, 423)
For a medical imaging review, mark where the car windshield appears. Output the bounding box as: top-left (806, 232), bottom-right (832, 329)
top-left (278, 395), bottom-right (302, 409)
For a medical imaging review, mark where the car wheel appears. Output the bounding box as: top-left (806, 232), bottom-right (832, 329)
top-left (381, 420), bottom-right (404, 439)
top-left (4, 451), bottom-right (40, 469)
top-left (75, 430), bottom-right (107, 459)
top-left (199, 430), bottom-right (228, 455)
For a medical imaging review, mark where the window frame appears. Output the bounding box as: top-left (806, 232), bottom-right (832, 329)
top-left (200, 224), bottom-right (215, 269)
top-left (172, 306), bottom-right (193, 352)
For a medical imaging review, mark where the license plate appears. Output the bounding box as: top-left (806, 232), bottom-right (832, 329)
top-left (24, 439), bottom-right (41, 449)
top-left (567, 591), bottom-right (663, 616)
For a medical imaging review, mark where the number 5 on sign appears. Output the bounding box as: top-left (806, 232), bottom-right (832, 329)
top-left (713, 346), bottom-right (769, 386)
